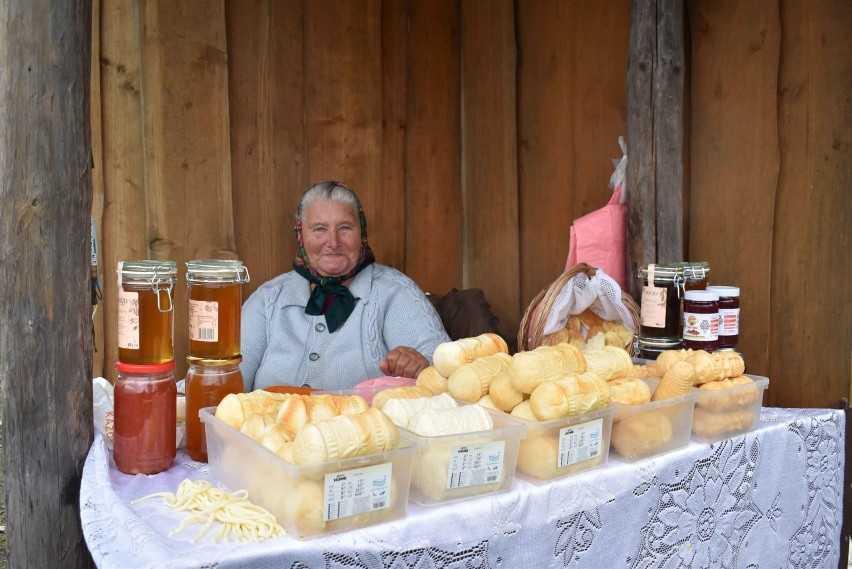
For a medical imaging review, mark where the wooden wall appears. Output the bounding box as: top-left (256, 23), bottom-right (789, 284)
top-left (91, 0), bottom-right (850, 408)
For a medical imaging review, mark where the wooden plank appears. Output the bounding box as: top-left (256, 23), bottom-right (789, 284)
top-left (380, 0), bottom-right (408, 271)
top-left (99, 0), bottom-right (149, 381)
top-left (405, 0), bottom-right (462, 295)
top-left (626, 0), bottom-right (656, 297)
top-left (461, 0), bottom-right (520, 329)
top-left (139, 0), bottom-right (234, 379)
top-left (772, 0), bottom-right (851, 408)
top-left (0, 1), bottom-right (94, 566)
top-left (516, 0), bottom-right (577, 307)
top-left (227, 0), bottom-right (306, 301)
top-left (653, 0), bottom-right (684, 263)
top-left (687, 0), bottom-right (780, 390)
top-left (303, 0), bottom-right (385, 259)
top-left (91, 0), bottom-right (105, 378)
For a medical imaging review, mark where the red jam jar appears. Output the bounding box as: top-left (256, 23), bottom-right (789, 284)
top-left (113, 361), bottom-right (177, 474)
top-left (682, 290), bottom-right (720, 352)
top-left (706, 286), bottom-right (740, 350)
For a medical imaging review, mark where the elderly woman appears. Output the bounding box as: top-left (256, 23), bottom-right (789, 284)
top-left (240, 181), bottom-right (450, 391)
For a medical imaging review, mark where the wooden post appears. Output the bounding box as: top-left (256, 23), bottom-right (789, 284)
top-left (0, 1), bottom-right (95, 567)
top-left (626, 0), bottom-right (685, 296)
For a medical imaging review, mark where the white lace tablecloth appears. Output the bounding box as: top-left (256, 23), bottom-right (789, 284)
top-left (81, 407), bottom-right (845, 569)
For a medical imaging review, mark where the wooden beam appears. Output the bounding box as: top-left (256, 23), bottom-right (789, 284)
top-left (0, 1), bottom-right (95, 566)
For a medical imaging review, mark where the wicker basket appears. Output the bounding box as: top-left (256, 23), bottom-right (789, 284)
top-left (518, 262), bottom-right (640, 354)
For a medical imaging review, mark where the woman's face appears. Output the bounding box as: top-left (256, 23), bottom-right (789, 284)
top-left (302, 199), bottom-right (362, 278)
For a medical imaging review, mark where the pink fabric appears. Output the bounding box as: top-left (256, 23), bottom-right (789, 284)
top-left (355, 376), bottom-right (416, 388)
top-left (566, 185), bottom-right (627, 289)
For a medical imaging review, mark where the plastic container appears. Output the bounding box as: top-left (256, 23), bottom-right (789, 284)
top-left (200, 407), bottom-right (416, 539)
top-left (706, 285), bottom-right (740, 350)
top-left (185, 356), bottom-right (244, 462)
top-left (682, 290), bottom-right (720, 352)
top-left (117, 260), bottom-right (177, 365)
top-left (113, 361), bottom-right (177, 474)
top-left (638, 264), bottom-right (683, 340)
top-left (691, 375), bottom-right (768, 443)
top-left (609, 379), bottom-right (695, 462)
top-left (399, 408), bottom-right (525, 505)
top-left (512, 405), bottom-right (614, 483)
top-left (185, 259), bottom-right (250, 359)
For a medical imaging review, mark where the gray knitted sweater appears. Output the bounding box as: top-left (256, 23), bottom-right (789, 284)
top-left (239, 263), bottom-right (450, 391)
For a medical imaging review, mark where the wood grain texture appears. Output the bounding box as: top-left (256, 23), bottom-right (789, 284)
top-left (98, 0), bottom-right (149, 380)
top-left (380, 0), bottom-right (408, 271)
top-left (687, 0), bottom-right (780, 388)
top-left (91, 0), bottom-right (105, 379)
top-left (405, 0), bottom-right (462, 294)
top-left (139, 0), bottom-right (234, 379)
top-left (626, 0), bottom-right (656, 297)
top-left (460, 0), bottom-right (520, 329)
top-left (228, 0), bottom-right (306, 302)
top-left (772, 0), bottom-right (851, 407)
top-left (0, 1), bottom-right (94, 566)
top-left (516, 0), bottom-right (577, 307)
top-left (654, 0), bottom-right (684, 263)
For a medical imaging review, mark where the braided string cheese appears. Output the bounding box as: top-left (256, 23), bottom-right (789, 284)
top-left (132, 479), bottom-right (285, 543)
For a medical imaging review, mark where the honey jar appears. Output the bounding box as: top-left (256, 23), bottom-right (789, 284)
top-left (185, 356), bottom-right (244, 462)
top-left (638, 264), bottom-right (683, 340)
top-left (117, 260), bottom-right (177, 365)
top-left (185, 259), bottom-right (250, 359)
top-left (113, 360), bottom-right (177, 474)
top-left (681, 262), bottom-right (710, 291)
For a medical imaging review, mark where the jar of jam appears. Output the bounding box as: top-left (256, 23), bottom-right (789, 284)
top-left (113, 360), bottom-right (177, 474)
top-left (185, 259), bottom-right (250, 359)
top-left (681, 262), bottom-right (710, 291)
top-left (638, 264), bottom-right (683, 340)
top-left (682, 290), bottom-right (720, 352)
top-left (706, 285), bottom-right (740, 349)
top-left (637, 336), bottom-right (683, 361)
top-left (185, 356), bottom-right (244, 462)
top-left (117, 260), bottom-right (177, 365)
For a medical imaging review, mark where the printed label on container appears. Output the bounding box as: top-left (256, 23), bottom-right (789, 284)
top-left (558, 418), bottom-right (603, 468)
top-left (444, 441), bottom-right (505, 490)
top-left (188, 299), bottom-right (219, 342)
top-left (323, 462), bottom-right (392, 522)
top-left (640, 286), bottom-right (667, 329)
top-left (683, 311), bottom-right (720, 340)
top-left (718, 308), bottom-right (740, 336)
top-left (117, 290), bottom-right (140, 350)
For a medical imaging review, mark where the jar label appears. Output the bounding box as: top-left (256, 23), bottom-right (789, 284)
top-left (718, 308), bottom-right (740, 336)
top-left (683, 311), bottom-right (719, 341)
top-left (640, 286), bottom-right (668, 328)
top-left (189, 299), bottom-right (219, 342)
top-left (117, 290), bottom-right (140, 349)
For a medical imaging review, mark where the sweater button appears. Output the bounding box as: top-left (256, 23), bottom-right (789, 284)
top-left (315, 323), bottom-right (326, 332)
top-left (309, 352), bottom-right (319, 361)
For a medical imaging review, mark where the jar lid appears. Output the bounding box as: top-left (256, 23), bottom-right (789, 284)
top-left (186, 355), bottom-right (243, 367)
top-left (706, 285), bottom-right (740, 297)
top-left (186, 259), bottom-right (250, 284)
top-left (115, 360), bottom-right (176, 374)
top-left (118, 260), bottom-right (178, 282)
top-left (684, 290), bottom-right (719, 302)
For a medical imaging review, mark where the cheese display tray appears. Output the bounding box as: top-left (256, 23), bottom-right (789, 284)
top-left (609, 381), bottom-right (696, 462)
top-left (690, 374), bottom-right (769, 443)
top-left (510, 405), bottom-right (615, 484)
top-left (399, 408), bottom-right (526, 505)
top-left (200, 407), bottom-right (416, 539)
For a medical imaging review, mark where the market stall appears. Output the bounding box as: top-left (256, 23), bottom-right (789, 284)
top-left (81, 406), bottom-right (845, 568)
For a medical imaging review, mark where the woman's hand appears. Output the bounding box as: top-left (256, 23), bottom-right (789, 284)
top-left (380, 346), bottom-right (429, 379)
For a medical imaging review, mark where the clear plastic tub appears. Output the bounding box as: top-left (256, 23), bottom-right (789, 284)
top-left (200, 407), bottom-right (416, 539)
top-left (399, 408), bottom-right (525, 505)
top-left (511, 405), bottom-right (614, 483)
top-left (609, 380), bottom-right (696, 462)
top-left (691, 374), bottom-right (769, 443)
